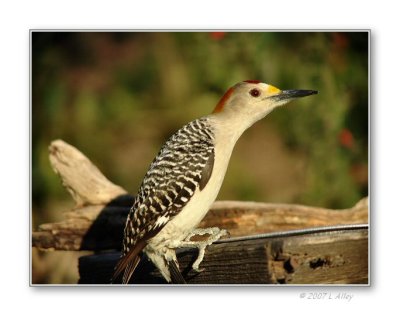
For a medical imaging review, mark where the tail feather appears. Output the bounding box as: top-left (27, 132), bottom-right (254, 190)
top-left (122, 256), bottom-right (141, 284)
top-left (111, 239), bottom-right (146, 284)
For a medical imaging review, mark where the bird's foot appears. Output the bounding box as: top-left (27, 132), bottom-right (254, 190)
top-left (181, 227), bottom-right (229, 272)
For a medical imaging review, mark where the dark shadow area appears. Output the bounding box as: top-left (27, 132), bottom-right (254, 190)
top-left (80, 194), bottom-right (134, 251)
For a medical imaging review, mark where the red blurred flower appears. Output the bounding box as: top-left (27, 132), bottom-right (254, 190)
top-left (210, 32), bottom-right (226, 40)
top-left (339, 128), bottom-right (354, 149)
top-left (332, 33), bottom-right (349, 50)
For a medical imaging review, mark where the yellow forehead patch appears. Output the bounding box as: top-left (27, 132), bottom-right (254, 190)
top-left (267, 85), bottom-right (281, 94)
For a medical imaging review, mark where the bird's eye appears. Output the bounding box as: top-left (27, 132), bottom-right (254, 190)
top-left (249, 88), bottom-right (261, 97)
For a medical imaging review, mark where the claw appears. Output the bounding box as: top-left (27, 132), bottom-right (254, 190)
top-left (219, 229), bottom-right (230, 238)
top-left (192, 266), bottom-right (205, 273)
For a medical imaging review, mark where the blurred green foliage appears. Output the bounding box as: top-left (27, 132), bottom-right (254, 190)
top-left (32, 31), bottom-right (368, 217)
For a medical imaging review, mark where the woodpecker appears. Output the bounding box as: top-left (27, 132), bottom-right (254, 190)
top-left (112, 80), bottom-right (317, 283)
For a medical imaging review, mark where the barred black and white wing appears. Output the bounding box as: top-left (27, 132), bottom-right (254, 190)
top-left (111, 117), bottom-right (215, 283)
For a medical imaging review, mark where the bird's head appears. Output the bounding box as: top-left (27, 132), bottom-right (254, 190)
top-left (212, 80), bottom-right (317, 127)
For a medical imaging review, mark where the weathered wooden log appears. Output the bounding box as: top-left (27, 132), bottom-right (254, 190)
top-left (79, 225), bottom-right (368, 284)
top-left (33, 198), bottom-right (368, 251)
top-left (48, 140), bottom-right (127, 206)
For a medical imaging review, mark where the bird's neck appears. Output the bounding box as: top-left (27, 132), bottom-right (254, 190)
top-left (207, 110), bottom-right (266, 144)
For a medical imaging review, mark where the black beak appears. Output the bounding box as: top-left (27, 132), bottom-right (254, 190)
top-left (271, 89), bottom-right (318, 101)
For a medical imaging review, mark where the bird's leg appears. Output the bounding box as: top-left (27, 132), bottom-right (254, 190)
top-left (179, 227), bottom-right (229, 272)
